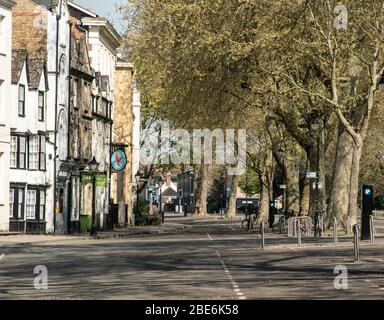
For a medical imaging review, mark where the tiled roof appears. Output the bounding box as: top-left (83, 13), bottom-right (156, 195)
top-left (28, 57), bottom-right (45, 89)
top-left (161, 187), bottom-right (177, 197)
top-left (11, 49), bottom-right (27, 84)
top-left (11, 49), bottom-right (46, 90)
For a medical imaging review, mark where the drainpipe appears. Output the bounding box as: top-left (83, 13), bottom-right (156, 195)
top-left (66, 20), bottom-right (72, 234)
top-left (53, 3), bottom-right (63, 235)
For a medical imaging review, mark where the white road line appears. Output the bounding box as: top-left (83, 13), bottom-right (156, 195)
top-left (207, 233), bottom-right (213, 241)
top-left (215, 249), bottom-right (247, 300)
top-left (0, 254), bottom-right (5, 261)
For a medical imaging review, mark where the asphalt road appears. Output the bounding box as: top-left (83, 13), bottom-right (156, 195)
top-left (1, 214), bottom-right (384, 300)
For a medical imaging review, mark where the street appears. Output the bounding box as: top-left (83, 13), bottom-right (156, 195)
top-left (1, 215), bottom-right (384, 300)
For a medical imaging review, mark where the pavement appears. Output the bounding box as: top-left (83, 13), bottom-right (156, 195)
top-left (0, 214), bottom-right (384, 299)
top-left (0, 216), bottom-right (190, 246)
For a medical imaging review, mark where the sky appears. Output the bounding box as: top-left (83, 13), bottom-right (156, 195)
top-left (73, 0), bottom-right (127, 34)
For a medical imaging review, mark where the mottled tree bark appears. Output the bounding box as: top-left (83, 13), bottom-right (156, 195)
top-left (258, 165), bottom-right (273, 222)
top-left (226, 175), bottom-right (239, 218)
top-left (196, 165), bottom-right (210, 216)
top-left (326, 127), bottom-right (354, 229)
top-left (284, 158), bottom-right (300, 213)
top-left (300, 158), bottom-right (310, 215)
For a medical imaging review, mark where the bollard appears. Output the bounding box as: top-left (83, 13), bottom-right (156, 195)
top-left (261, 221), bottom-right (265, 249)
top-left (353, 224), bottom-right (360, 262)
top-left (369, 215), bottom-right (375, 244)
top-left (297, 219), bottom-right (302, 247)
top-left (346, 217), bottom-right (351, 236)
top-left (333, 217), bottom-right (338, 245)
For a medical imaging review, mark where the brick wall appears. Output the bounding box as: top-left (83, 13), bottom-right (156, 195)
top-left (12, 0), bottom-right (48, 58)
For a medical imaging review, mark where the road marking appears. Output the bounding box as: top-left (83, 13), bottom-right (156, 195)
top-left (207, 233), bottom-right (213, 241)
top-left (215, 250), bottom-right (246, 300)
top-left (0, 254), bottom-right (5, 261)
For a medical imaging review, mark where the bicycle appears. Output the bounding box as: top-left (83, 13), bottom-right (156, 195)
top-left (298, 217), bottom-right (311, 234)
top-left (272, 214), bottom-right (286, 233)
top-left (272, 209), bottom-right (295, 233)
top-left (241, 212), bottom-right (258, 231)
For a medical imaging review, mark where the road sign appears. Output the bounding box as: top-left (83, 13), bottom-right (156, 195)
top-left (279, 184), bottom-right (287, 189)
top-left (306, 171), bottom-right (317, 179)
top-left (111, 149), bottom-right (127, 172)
top-left (178, 189), bottom-right (183, 198)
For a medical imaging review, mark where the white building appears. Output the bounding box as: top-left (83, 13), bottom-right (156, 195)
top-left (0, 0), bottom-right (15, 232)
top-left (9, 49), bottom-right (51, 233)
top-left (46, 0), bottom-right (70, 234)
top-left (12, 0), bottom-right (71, 234)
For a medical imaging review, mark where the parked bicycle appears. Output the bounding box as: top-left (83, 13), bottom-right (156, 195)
top-left (272, 209), bottom-right (295, 234)
top-left (272, 214), bottom-right (286, 233)
top-left (241, 212), bottom-right (259, 231)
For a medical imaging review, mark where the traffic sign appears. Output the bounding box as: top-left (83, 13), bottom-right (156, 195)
top-left (306, 171), bottom-right (317, 179)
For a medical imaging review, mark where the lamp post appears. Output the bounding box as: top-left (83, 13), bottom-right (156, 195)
top-left (311, 120), bottom-right (324, 237)
top-left (157, 178), bottom-right (164, 223)
top-left (88, 156), bottom-right (99, 237)
top-left (277, 148), bottom-right (286, 213)
top-left (135, 171), bottom-right (142, 217)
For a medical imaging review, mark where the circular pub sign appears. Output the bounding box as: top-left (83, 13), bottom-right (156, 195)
top-left (111, 149), bottom-right (127, 172)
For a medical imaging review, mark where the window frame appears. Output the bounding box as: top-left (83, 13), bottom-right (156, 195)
top-left (10, 135), bottom-right (27, 170)
top-left (9, 186), bottom-right (25, 220)
top-left (39, 135), bottom-right (46, 171)
top-left (26, 189), bottom-right (36, 220)
top-left (18, 84), bottom-right (25, 117)
top-left (9, 189), bottom-right (14, 218)
top-left (28, 135), bottom-right (39, 171)
top-left (38, 91), bottom-right (45, 122)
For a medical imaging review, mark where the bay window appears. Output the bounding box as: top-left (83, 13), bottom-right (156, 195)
top-left (29, 135), bottom-right (39, 170)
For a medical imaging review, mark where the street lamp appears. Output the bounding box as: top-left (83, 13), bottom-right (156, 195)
top-left (135, 171), bottom-right (142, 216)
top-left (157, 178), bottom-right (164, 223)
top-left (311, 119), bottom-right (324, 237)
top-left (88, 156), bottom-right (99, 237)
top-left (277, 148), bottom-right (286, 214)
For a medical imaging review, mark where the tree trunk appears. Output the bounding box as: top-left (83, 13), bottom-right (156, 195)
top-left (196, 165), bottom-right (209, 216)
top-left (326, 126), bottom-right (354, 228)
top-left (226, 175), bottom-right (239, 218)
top-left (285, 158), bottom-right (300, 213)
top-left (300, 157), bottom-right (310, 215)
top-left (258, 177), bottom-right (270, 222)
top-left (348, 140), bottom-right (363, 229)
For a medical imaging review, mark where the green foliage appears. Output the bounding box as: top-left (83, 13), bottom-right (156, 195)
top-left (134, 199), bottom-right (162, 226)
top-left (238, 169), bottom-right (260, 196)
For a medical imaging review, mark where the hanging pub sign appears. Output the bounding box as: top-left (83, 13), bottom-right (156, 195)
top-left (111, 148), bottom-right (127, 172)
